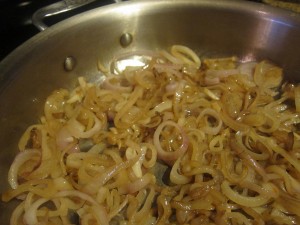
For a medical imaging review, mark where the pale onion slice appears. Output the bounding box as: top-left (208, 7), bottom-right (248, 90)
top-left (253, 60), bottom-right (283, 89)
top-left (197, 108), bottom-right (223, 135)
top-left (149, 100), bottom-right (172, 117)
top-left (170, 157), bottom-right (192, 185)
top-left (56, 190), bottom-right (109, 225)
top-left (56, 126), bottom-right (75, 151)
top-left (23, 198), bottom-right (48, 225)
top-left (230, 131), bottom-right (268, 181)
top-left (101, 75), bottom-right (132, 93)
top-left (119, 173), bottom-right (155, 194)
top-left (153, 63), bottom-right (183, 78)
top-left (67, 113), bottom-right (101, 139)
top-left (221, 180), bottom-right (272, 207)
top-left (237, 61), bottom-right (257, 78)
top-left (206, 69), bottom-right (239, 78)
top-left (125, 146), bottom-right (144, 178)
top-left (8, 149), bottom-right (41, 189)
top-left (153, 120), bottom-right (189, 163)
top-left (55, 190), bottom-right (96, 203)
top-left (170, 45), bottom-right (201, 68)
top-left (204, 69), bottom-right (239, 86)
top-left (10, 201), bottom-right (25, 225)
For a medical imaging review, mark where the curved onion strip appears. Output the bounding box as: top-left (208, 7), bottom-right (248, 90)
top-left (114, 85), bottom-right (144, 128)
top-left (141, 143), bottom-right (157, 169)
top-left (160, 50), bottom-right (183, 65)
top-left (134, 70), bottom-right (156, 89)
top-left (154, 63), bottom-right (183, 79)
top-left (231, 132), bottom-right (268, 181)
top-left (23, 198), bottom-right (49, 225)
top-left (170, 45), bottom-right (201, 68)
top-left (267, 165), bottom-right (300, 195)
top-left (101, 75), bottom-right (132, 92)
top-left (40, 128), bottom-right (53, 160)
top-left (238, 61), bottom-right (257, 78)
top-left (55, 190), bottom-right (109, 225)
top-left (222, 212), bottom-right (252, 225)
top-left (8, 149), bottom-right (41, 189)
top-left (125, 146), bottom-right (144, 178)
top-left (257, 111), bottom-right (280, 133)
top-left (185, 166), bottom-right (219, 185)
top-left (170, 157), bottom-right (192, 185)
top-left (253, 61), bottom-right (283, 89)
top-left (18, 125), bottom-right (42, 151)
top-left (2, 179), bottom-right (55, 202)
top-left (44, 89), bottom-right (69, 121)
top-left (153, 120), bottom-right (189, 163)
top-left (206, 69), bottom-right (239, 79)
top-left (171, 198), bottom-right (214, 211)
top-left (173, 81), bottom-right (185, 118)
top-left (56, 190), bottom-right (95, 204)
top-left (220, 109), bottom-right (250, 133)
top-left (208, 135), bottom-right (224, 152)
top-left (108, 195), bottom-right (129, 219)
top-left (153, 63), bottom-right (182, 72)
top-left (204, 76), bottom-right (221, 86)
top-left (267, 138), bottom-right (300, 173)
top-left (91, 205), bottom-right (110, 225)
top-left (56, 190), bottom-right (109, 225)
top-left (239, 181), bottom-right (279, 199)
top-left (221, 180), bottom-right (271, 207)
top-left (220, 151), bottom-right (248, 183)
top-left (67, 112), bottom-right (101, 139)
top-left (56, 126), bottom-right (75, 151)
top-left (119, 173), bottom-right (155, 194)
top-left (156, 195), bottom-right (172, 224)
top-left (197, 108), bottom-right (223, 135)
top-left (10, 201), bottom-right (25, 225)
top-left (83, 153), bottom-right (143, 194)
top-left (133, 187), bottom-right (156, 222)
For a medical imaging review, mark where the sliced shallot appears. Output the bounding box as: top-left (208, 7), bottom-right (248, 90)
top-left (153, 120), bottom-right (189, 163)
top-left (8, 149), bottom-right (41, 189)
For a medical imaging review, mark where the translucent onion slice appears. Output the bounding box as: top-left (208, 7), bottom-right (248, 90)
top-left (55, 189), bottom-right (96, 203)
top-left (170, 45), bottom-right (201, 68)
top-left (153, 120), bottom-right (189, 163)
top-left (170, 157), bottom-right (192, 185)
top-left (237, 61), bottom-right (257, 78)
top-left (56, 126), bottom-right (75, 151)
top-left (23, 198), bottom-right (48, 225)
top-left (101, 75), bottom-right (132, 93)
top-left (119, 173), bottom-right (155, 194)
top-left (197, 108), bottom-right (223, 135)
top-left (221, 180), bottom-right (271, 207)
top-left (67, 113), bottom-right (101, 139)
top-left (10, 201), bottom-right (25, 225)
top-left (206, 69), bottom-right (239, 78)
top-left (8, 149), bottom-right (41, 189)
top-left (253, 61), bottom-right (283, 89)
top-left (230, 132), bottom-right (268, 181)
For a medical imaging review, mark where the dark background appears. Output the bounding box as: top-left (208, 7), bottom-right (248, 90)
top-left (0, 0), bottom-right (263, 62)
top-left (0, 0), bottom-right (117, 61)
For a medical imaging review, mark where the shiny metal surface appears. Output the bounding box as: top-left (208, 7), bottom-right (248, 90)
top-left (0, 0), bottom-right (300, 223)
top-left (32, 0), bottom-right (123, 31)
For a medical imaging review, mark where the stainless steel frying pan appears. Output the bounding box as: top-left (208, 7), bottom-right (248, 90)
top-left (1, 0), bottom-right (300, 223)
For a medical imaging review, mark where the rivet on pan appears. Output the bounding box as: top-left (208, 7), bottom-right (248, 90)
top-left (120, 33), bottom-right (133, 47)
top-left (64, 56), bottom-right (76, 71)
